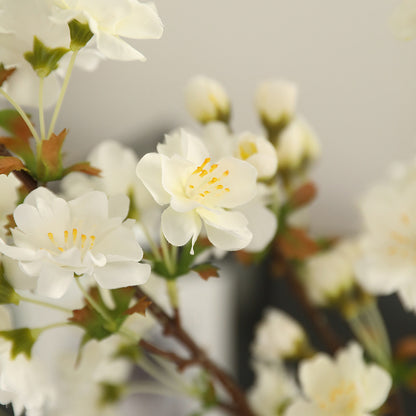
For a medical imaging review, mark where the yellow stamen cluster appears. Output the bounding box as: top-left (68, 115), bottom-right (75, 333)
top-left (47, 228), bottom-right (96, 253)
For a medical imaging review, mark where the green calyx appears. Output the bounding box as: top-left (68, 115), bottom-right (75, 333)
top-left (68, 19), bottom-right (93, 51)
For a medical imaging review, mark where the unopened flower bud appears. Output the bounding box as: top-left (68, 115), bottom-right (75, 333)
top-left (255, 79), bottom-right (298, 132)
top-left (185, 76), bottom-right (230, 124)
top-left (252, 308), bottom-right (309, 361)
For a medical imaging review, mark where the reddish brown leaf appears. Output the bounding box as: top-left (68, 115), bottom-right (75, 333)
top-left (0, 156), bottom-right (26, 175)
top-left (124, 296), bottom-right (152, 316)
top-left (0, 66), bottom-right (15, 87)
top-left (289, 182), bottom-right (317, 209)
top-left (69, 304), bottom-right (94, 325)
top-left (276, 227), bottom-right (318, 260)
top-left (193, 264), bottom-right (219, 281)
top-left (0, 136), bottom-right (33, 160)
top-left (40, 129), bottom-right (67, 173)
top-left (234, 250), bottom-right (255, 266)
top-left (64, 161), bottom-right (101, 177)
top-left (395, 336), bottom-right (416, 360)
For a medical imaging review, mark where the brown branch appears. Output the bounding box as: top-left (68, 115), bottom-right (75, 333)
top-left (135, 287), bottom-right (255, 416)
top-left (0, 145), bottom-right (37, 192)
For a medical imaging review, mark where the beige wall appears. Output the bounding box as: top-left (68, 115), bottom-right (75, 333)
top-left (58, 0), bottom-right (416, 236)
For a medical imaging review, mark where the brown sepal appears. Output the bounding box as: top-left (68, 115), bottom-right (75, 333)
top-left (395, 336), bottom-right (416, 360)
top-left (0, 156), bottom-right (26, 175)
top-left (64, 161), bottom-right (101, 177)
top-left (40, 129), bottom-right (67, 172)
top-left (4, 214), bottom-right (16, 236)
top-left (0, 66), bottom-right (15, 87)
top-left (69, 304), bottom-right (94, 325)
top-left (193, 264), bottom-right (220, 281)
top-left (276, 227), bottom-right (318, 260)
top-left (289, 181), bottom-right (317, 209)
top-left (124, 296), bottom-right (152, 316)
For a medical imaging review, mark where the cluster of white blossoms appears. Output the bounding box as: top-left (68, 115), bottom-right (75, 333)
top-left (0, 0), bottom-right (163, 107)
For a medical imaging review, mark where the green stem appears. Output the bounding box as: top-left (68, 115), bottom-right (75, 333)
top-left (18, 294), bottom-right (72, 314)
top-left (0, 87), bottom-right (40, 143)
top-left (166, 280), bottom-right (179, 309)
top-left (140, 221), bottom-right (162, 262)
top-left (32, 321), bottom-right (69, 337)
top-left (160, 232), bottom-right (174, 276)
top-left (47, 50), bottom-right (78, 139)
top-left (38, 76), bottom-right (45, 140)
top-left (75, 277), bottom-right (114, 326)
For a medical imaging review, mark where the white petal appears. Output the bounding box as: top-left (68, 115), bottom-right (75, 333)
top-left (136, 153), bottom-right (170, 205)
top-left (36, 263), bottom-right (74, 298)
top-left (161, 207), bottom-right (201, 248)
top-left (199, 208), bottom-right (252, 251)
top-left (161, 155), bottom-right (193, 198)
top-left (69, 190), bottom-right (109, 221)
top-left (94, 262), bottom-right (150, 289)
top-left (362, 365), bottom-right (392, 411)
top-left (0, 239), bottom-right (37, 261)
top-left (285, 401), bottom-right (321, 416)
top-left (116, 2), bottom-right (163, 39)
top-left (96, 30), bottom-right (146, 61)
top-left (108, 194), bottom-right (129, 219)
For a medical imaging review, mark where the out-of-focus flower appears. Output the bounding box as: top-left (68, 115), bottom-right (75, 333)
top-left (255, 80), bottom-right (298, 129)
top-left (301, 239), bottom-right (361, 307)
top-left (356, 159), bottom-right (416, 312)
top-left (61, 140), bottom-right (161, 243)
top-left (277, 118), bottom-right (320, 172)
top-left (136, 129), bottom-right (257, 252)
top-left (248, 362), bottom-right (298, 416)
top-left (185, 76), bottom-right (230, 124)
top-left (285, 342), bottom-right (391, 416)
top-left (390, 0), bottom-right (416, 40)
top-left (52, 0), bottom-right (164, 61)
top-left (0, 187), bottom-right (150, 298)
top-left (0, 174), bottom-right (20, 240)
top-left (251, 308), bottom-right (307, 361)
top-left (0, 0), bottom-right (70, 107)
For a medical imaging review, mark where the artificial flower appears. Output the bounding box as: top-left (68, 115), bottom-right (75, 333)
top-left (0, 174), bottom-right (20, 240)
top-left (248, 362), bottom-right (298, 416)
top-left (251, 308), bottom-right (307, 361)
top-left (285, 342), bottom-right (391, 416)
top-left (255, 79), bottom-right (298, 128)
top-left (136, 129), bottom-right (257, 252)
top-left (52, 0), bottom-right (164, 61)
top-left (301, 239), bottom-right (361, 307)
top-left (356, 159), bottom-right (416, 312)
top-left (0, 187), bottom-right (150, 298)
top-left (185, 76), bottom-right (230, 124)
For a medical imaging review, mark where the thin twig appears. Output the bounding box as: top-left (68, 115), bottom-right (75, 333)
top-left (135, 287), bottom-right (255, 416)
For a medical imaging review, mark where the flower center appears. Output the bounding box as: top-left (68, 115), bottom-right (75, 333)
top-left (318, 382), bottom-right (358, 414)
top-left (238, 140), bottom-right (258, 160)
top-left (386, 213), bottom-right (416, 262)
top-left (185, 157), bottom-right (231, 203)
top-left (47, 228), bottom-right (96, 254)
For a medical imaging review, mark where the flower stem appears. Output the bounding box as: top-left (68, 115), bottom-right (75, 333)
top-left (0, 87), bottom-right (40, 143)
top-left (47, 50), bottom-right (78, 139)
top-left (18, 294), bottom-right (73, 314)
top-left (140, 221), bottom-right (162, 262)
top-left (32, 321), bottom-right (69, 337)
top-left (75, 277), bottom-right (114, 326)
top-left (38, 76), bottom-right (46, 140)
top-left (160, 232), bottom-right (175, 276)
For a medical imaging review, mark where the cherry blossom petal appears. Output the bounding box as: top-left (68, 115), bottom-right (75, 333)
top-left (94, 262), bottom-right (150, 289)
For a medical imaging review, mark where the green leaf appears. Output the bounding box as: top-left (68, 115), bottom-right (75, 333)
top-left (24, 37), bottom-right (69, 78)
top-left (0, 109), bottom-right (32, 140)
top-left (0, 265), bottom-right (20, 305)
top-left (0, 328), bottom-right (38, 359)
top-left (99, 383), bottom-right (124, 405)
top-left (68, 19), bottom-right (93, 51)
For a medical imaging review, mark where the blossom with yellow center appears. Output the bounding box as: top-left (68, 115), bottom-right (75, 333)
top-left (0, 187), bottom-right (150, 298)
top-left (136, 129), bottom-right (257, 252)
top-left (285, 343), bottom-right (391, 416)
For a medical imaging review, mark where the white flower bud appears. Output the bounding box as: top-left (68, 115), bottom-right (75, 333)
top-left (252, 308), bottom-right (307, 361)
top-left (255, 79), bottom-right (298, 128)
top-left (301, 239), bottom-right (360, 306)
top-left (185, 76), bottom-right (230, 124)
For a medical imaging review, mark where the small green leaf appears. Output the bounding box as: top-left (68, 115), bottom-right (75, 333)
top-left (68, 19), bottom-right (93, 51)
top-left (0, 328), bottom-right (38, 359)
top-left (0, 265), bottom-right (20, 305)
top-left (99, 383), bottom-right (124, 405)
top-left (24, 37), bottom-right (69, 78)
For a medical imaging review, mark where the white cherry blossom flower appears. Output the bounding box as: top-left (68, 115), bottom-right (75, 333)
top-left (356, 159), bottom-right (416, 312)
top-left (185, 76), bottom-right (230, 124)
top-left (52, 0), bottom-right (164, 61)
top-left (248, 362), bottom-right (298, 416)
top-left (302, 239), bottom-right (361, 306)
top-left (136, 129), bottom-right (257, 252)
top-left (390, 0), bottom-right (416, 40)
top-left (0, 187), bottom-right (150, 298)
top-left (255, 79), bottom-right (298, 127)
top-left (252, 308), bottom-right (307, 361)
top-left (285, 343), bottom-right (391, 416)
top-left (0, 0), bottom-right (70, 107)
